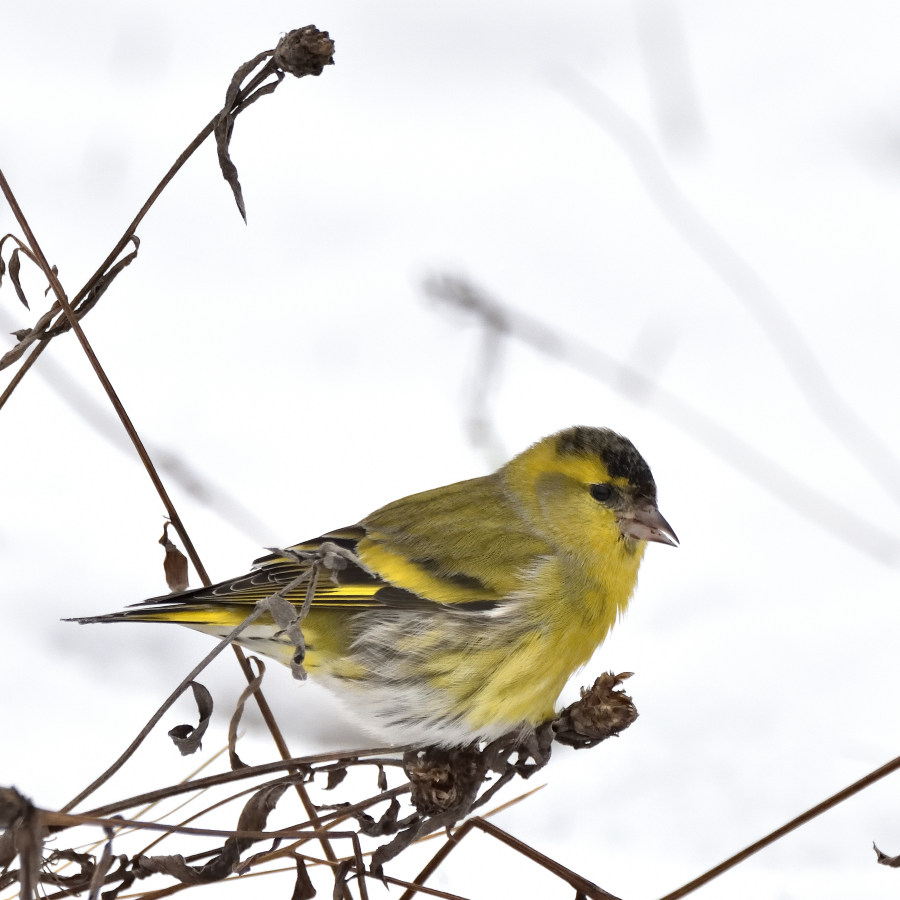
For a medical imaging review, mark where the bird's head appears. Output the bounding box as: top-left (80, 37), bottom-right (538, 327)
top-left (501, 426), bottom-right (678, 557)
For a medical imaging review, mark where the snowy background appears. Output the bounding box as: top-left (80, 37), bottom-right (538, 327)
top-left (3, 1), bottom-right (900, 897)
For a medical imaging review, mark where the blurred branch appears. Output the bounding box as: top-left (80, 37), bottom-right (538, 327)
top-left (553, 68), bottom-right (900, 510)
top-left (463, 304), bottom-right (510, 467)
top-left (425, 274), bottom-right (900, 564)
top-left (0, 307), bottom-right (272, 543)
top-left (633, 0), bottom-right (706, 153)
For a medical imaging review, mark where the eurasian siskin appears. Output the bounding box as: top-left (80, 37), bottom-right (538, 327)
top-left (76, 426), bottom-right (676, 747)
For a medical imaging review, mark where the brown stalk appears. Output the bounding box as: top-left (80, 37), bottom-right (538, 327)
top-left (399, 816), bottom-right (622, 900)
top-left (78, 748), bottom-right (404, 821)
top-left (0, 30), bottom-right (347, 881)
top-left (656, 751), bottom-right (900, 900)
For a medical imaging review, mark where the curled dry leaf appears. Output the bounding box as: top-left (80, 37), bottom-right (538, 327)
top-left (325, 767), bottom-right (348, 790)
top-left (356, 797), bottom-right (410, 838)
top-left (290, 854), bottom-right (316, 900)
top-left (8, 248), bottom-right (30, 309)
top-left (215, 25), bottom-right (335, 221)
top-left (228, 656), bottom-right (265, 770)
top-left (874, 843), bottom-right (900, 868)
top-left (135, 783), bottom-right (290, 884)
top-left (159, 522), bottom-right (189, 593)
top-left (167, 681), bottom-right (213, 756)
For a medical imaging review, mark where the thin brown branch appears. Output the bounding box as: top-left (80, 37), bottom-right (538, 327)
top-left (399, 816), bottom-right (621, 900)
top-left (0, 165), bottom-right (211, 587)
top-left (0, 27), bottom-right (332, 395)
top-left (60, 605), bottom-right (266, 813)
top-left (0, 32), bottom-right (344, 877)
top-left (77, 749), bottom-right (403, 821)
top-left (657, 752), bottom-right (900, 900)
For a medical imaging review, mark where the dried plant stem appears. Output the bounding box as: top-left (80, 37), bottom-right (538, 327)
top-left (657, 752), bottom-right (900, 900)
top-left (44, 810), bottom-right (316, 843)
top-left (0, 330), bottom-right (45, 408)
top-left (80, 749), bottom-right (403, 821)
top-left (228, 633), bottom-right (346, 880)
top-left (0, 167), bottom-right (210, 586)
top-left (60, 563), bottom-right (339, 823)
top-left (399, 817), bottom-right (621, 900)
top-left (1, 135), bottom-right (345, 872)
top-left (0, 58), bottom-right (279, 405)
top-left (61, 604), bottom-right (272, 813)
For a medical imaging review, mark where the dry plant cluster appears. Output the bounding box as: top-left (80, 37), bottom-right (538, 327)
top-left (2, 21), bottom-right (900, 900)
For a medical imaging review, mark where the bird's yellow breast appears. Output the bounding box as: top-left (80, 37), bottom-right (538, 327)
top-left (433, 544), bottom-right (646, 732)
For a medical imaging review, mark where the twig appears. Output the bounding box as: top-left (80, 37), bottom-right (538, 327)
top-left (0, 165), bottom-right (211, 587)
top-left (554, 67), bottom-right (900, 509)
top-left (425, 274), bottom-right (900, 565)
top-left (656, 751), bottom-right (900, 900)
top-left (0, 27), bottom-right (333, 393)
top-left (76, 749), bottom-right (404, 821)
top-left (1, 30), bottom-right (344, 882)
top-left (399, 817), bottom-right (621, 900)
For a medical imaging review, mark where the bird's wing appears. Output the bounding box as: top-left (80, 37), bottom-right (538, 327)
top-left (99, 526), bottom-right (400, 621)
top-left (357, 473), bottom-right (551, 605)
top-left (76, 474), bottom-right (551, 626)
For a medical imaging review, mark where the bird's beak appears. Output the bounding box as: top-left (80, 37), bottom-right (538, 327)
top-left (619, 503), bottom-right (679, 546)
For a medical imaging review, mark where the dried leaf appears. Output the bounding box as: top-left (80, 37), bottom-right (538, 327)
top-left (214, 50), bottom-right (279, 223)
top-left (199, 782), bottom-right (290, 880)
top-left (159, 522), bottom-right (189, 593)
top-left (135, 783), bottom-right (290, 884)
top-left (263, 591), bottom-right (307, 680)
top-left (290, 854), bottom-right (316, 900)
top-left (228, 656), bottom-right (265, 769)
top-left (42, 237), bottom-right (140, 341)
top-left (331, 859), bottom-right (352, 900)
top-left (356, 797), bottom-right (407, 838)
top-left (8, 248), bottom-right (30, 309)
top-left (377, 764), bottom-right (387, 792)
top-left (874, 842), bottom-right (900, 867)
top-left (325, 767), bottom-right (347, 790)
top-left (214, 26), bottom-right (334, 222)
top-left (134, 854), bottom-right (207, 885)
top-left (0, 787), bottom-right (29, 829)
top-left (168, 681), bottom-right (213, 755)
top-left (0, 789), bottom-right (41, 900)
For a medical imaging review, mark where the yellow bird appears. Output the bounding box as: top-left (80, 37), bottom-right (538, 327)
top-left (76, 427), bottom-right (676, 747)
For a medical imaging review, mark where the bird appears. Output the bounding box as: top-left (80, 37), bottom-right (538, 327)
top-left (74, 426), bottom-right (677, 748)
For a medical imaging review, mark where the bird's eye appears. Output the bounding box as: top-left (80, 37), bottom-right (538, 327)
top-left (589, 483), bottom-right (613, 503)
